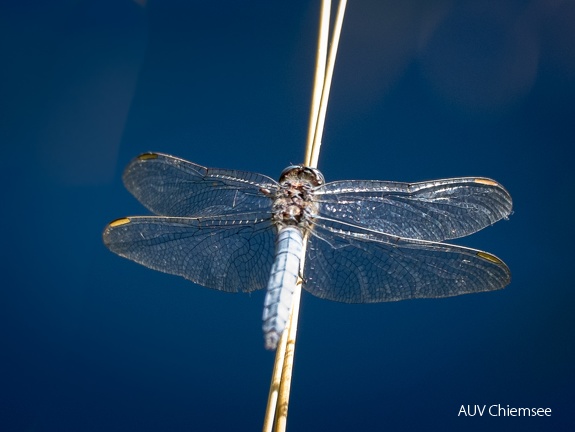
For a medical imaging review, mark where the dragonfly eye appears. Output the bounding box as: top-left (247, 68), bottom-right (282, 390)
top-left (279, 165), bottom-right (325, 186)
top-left (279, 165), bottom-right (302, 180)
top-left (310, 168), bottom-right (325, 185)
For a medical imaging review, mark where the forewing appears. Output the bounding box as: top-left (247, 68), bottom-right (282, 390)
top-left (303, 219), bottom-right (510, 303)
top-left (103, 213), bottom-right (275, 293)
top-left (314, 177), bottom-right (512, 241)
top-left (122, 153), bottom-right (278, 217)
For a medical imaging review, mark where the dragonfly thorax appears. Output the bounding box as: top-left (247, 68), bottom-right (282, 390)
top-left (272, 166), bottom-right (322, 230)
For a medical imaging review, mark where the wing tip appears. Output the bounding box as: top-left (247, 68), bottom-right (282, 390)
top-left (473, 177), bottom-right (513, 216)
top-left (103, 217), bottom-right (132, 247)
top-left (476, 250), bottom-right (512, 287)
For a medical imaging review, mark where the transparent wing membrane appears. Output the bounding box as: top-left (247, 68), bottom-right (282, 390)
top-left (103, 214), bottom-right (275, 293)
top-left (303, 218), bottom-right (510, 303)
top-left (315, 177), bottom-right (512, 241)
top-left (123, 153), bottom-right (278, 217)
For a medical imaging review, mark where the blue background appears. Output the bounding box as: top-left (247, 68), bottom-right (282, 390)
top-left (1, 1), bottom-right (574, 431)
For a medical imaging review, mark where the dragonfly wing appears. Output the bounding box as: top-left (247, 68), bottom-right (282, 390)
top-left (103, 213), bottom-right (275, 293)
top-left (122, 153), bottom-right (278, 217)
top-left (302, 218), bottom-right (510, 303)
top-left (314, 177), bottom-right (512, 241)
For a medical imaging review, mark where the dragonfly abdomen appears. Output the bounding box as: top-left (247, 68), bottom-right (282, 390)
top-left (262, 227), bottom-right (303, 350)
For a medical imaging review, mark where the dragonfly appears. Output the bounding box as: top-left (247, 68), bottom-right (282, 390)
top-left (103, 152), bottom-right (512, 350)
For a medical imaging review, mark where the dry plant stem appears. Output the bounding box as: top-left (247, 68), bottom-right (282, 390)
top-left (262, 324), bottom-right (290, 432)
top-left (263, 1), bottom-right (347, 431)
top-left (305, 0), bottom-right (331, 166)
top-left (264, 3), bottom-right (331, 428)
top-left (310, 0), bottom-right (347, 167)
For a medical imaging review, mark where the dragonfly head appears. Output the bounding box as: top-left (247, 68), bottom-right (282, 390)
top-left (279, 165), bottom-right (325, 186)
